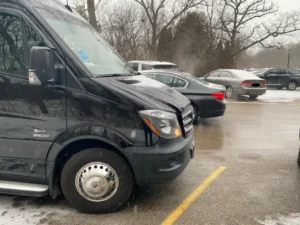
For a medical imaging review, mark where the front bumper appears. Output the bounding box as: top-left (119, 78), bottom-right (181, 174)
top-left (200, 99), bottom-right (226, 118)
top-left (123, 135), bottom-right (194, 186)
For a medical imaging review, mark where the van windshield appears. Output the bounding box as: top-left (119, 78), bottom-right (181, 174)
top-left (35, 7), bottom-right (129, 77)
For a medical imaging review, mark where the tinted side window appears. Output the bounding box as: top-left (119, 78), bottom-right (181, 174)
top-left (0, 14), bottom-right (26, 76)
top-left (268, 69), bottom-right (277, 74)
top-left (219, 72), bottom-right (232, 78)
top-left (155, 74), bottom-right (174, 87)
top-left (142, 64), bottom-right (153, 70)
top-left (129, 63), bottom-right (138, 71)
top-left (25, 22), bottom-right (44, 52)
top-left (208, 72), bottom-right (220, 78)
top-left (277, 69), bottom-right (287, 75)
top-left (173, 78), bottom-right (187, 88)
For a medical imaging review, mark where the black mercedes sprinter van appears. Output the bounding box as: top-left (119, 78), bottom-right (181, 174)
top-left (0, 0), bottom-right (194, 213)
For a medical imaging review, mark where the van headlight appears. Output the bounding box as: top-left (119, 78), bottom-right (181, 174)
top-left (139, 110), bottom-right (182, 139)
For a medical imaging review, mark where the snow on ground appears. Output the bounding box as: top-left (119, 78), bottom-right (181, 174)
top-left (0, 195), bottom-right (70, 225)
top-left (257, 213), bottom-right (300, 225)
top-left (257, 89), bottom-right (300, 103)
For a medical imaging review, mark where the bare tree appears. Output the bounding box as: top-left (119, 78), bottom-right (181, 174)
top-left (134, 0), bottom-right (204, 58)
top-left (204, 0), bottom-right (221, 49)
top-left (72, 0), bottom-right (106, 31)
top-left (87, 0), bottom-right (97, 30)
top-left (172, 12), bottom-right (212, 75)
top-left (217, 0), bottom-right (300, 68)
top-left (101, 3), bottom-right (147, 60)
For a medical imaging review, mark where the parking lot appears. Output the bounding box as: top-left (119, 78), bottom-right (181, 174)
top-left (1, 89), bottom-right (300, 225)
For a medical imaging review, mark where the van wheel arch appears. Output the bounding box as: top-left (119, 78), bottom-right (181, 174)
top-left (49, 138), bottom-right (135, 197)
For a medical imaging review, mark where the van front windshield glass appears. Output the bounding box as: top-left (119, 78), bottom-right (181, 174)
top-left (36, 7), bottom-right (129, 77)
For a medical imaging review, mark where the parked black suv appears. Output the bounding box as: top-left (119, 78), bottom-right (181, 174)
top-left (255, 68), bottom-right (300, 90)
top-left (0, 0), bottom-right (194, 213)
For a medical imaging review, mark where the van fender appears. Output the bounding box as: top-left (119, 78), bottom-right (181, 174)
top-left (45, 124), bottom-right (133, 196)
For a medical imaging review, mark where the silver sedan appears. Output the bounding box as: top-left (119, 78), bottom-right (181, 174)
top-left (201, 69), bottom-right (267, 99)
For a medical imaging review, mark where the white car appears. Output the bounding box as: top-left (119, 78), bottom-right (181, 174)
top-left (128, 60), bottom-right (178, 72)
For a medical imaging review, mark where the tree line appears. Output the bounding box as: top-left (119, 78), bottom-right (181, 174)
top-left (72, 0), bottom-right (300, 76)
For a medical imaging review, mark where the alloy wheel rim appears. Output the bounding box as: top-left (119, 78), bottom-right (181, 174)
top-left (226, 87), bottom-right (233, 97)
top-left (289, 82), bottom-right (296, 90)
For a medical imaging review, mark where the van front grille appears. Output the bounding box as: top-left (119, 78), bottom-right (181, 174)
top-left (181, 105), bottom-right (193, 136)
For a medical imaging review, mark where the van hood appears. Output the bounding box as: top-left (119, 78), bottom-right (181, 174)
top-left (91, 75), bottom-right (190, 112)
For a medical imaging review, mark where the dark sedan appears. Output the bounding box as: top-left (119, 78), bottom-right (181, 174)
top-left (254, 68), bottom-right (300, 90)
top-left (140, 70), bottom-right (226, 123)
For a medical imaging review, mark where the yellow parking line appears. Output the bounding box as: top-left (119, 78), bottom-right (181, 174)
top-left (161, 166), bottom-right (227, 225)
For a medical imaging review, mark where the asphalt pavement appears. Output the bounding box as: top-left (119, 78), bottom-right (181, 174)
top-left (1, 89), bottom-right (300, 225)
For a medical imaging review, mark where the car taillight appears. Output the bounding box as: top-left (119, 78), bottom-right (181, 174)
top-left (211, 92), bottom-right (224, 100)
top-left (261, 80), bottom-right (266, 86)
top-left (241, 80), bottom-right (252, 86)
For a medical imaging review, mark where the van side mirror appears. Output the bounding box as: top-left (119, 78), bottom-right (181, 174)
top-left (29, 46), bottom-right (55, 86)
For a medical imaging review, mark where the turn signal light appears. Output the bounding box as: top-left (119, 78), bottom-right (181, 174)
top-left (211, 92), bottom-right (225, 100)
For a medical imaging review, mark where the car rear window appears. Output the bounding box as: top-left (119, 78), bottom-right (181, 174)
top-left (152, 64), bottom-right (178, 69)
top-left (233, 70), bottom-right (260, 79)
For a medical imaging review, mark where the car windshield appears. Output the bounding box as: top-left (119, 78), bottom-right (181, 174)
top-left (290, 69), bottom-right (300, 75)
top-left (35, 7), bottom-right (129, 77)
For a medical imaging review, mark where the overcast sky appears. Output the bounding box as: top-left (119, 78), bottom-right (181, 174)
top-left (61, 0), bottom-right (300, 12)
top-left (278, 0), bottom-right (300, 11)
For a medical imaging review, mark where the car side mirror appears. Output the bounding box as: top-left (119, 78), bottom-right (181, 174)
top-left (29, 46), bottom-right (55, 86)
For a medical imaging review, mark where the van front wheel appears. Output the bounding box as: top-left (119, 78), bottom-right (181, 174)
top-left (60, 148), bottom-right (134, 213)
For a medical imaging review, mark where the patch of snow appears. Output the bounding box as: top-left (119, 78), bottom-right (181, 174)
top-left (258, 90), bottom-right (300, 103)
top-left (257, 213), bottom-right (300, 225)
top-left (0, 195), bottom-right (71, 225)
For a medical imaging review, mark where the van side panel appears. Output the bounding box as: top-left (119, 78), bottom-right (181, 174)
top-left (0, 139), bottom-right (51, 184)
top-left (0, 6), bottom-right (67, 184)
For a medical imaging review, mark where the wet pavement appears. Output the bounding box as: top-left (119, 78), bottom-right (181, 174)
top-left (2, 89), bottom-right (300, 225)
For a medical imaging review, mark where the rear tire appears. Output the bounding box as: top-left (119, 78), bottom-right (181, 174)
top-left (249, 95), bottom-right (258, 100)
top-left (60, 148), bottom-right (134, 213)
top-left (287, 81), bottom-right (297, 90)
top-left (192, 104), bottom-right (199, 124)
top-left (225, 86), bottom-right (235, 99)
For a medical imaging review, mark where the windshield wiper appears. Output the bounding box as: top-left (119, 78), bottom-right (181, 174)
top-left (96, 73), bottom-right (129, 78)
top-left (96, 73), bottom-right (139, 78)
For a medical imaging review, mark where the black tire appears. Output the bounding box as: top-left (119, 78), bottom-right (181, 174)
top-left (249, 95), bottom-right (258, 100)
top-left (225, 86), bottom-right (235, 99)
top-left (192, 104), bottom-right (199, 124)
top-left (60, 148), bottom-right (134, 213)
top-left (287, 81), bottom-right (297, 90)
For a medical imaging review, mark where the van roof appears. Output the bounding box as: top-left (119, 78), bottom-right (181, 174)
top-left (3, 0), bottom-right (80, 18)
top-left (4, 0), bottom-right (64, 8)
top-left (129, 60), bottom-right (177, 66)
